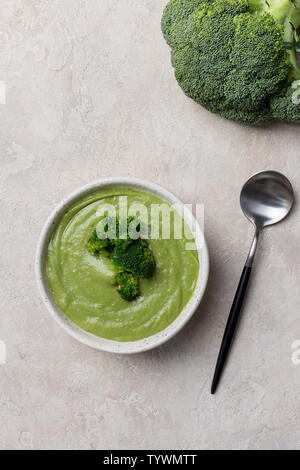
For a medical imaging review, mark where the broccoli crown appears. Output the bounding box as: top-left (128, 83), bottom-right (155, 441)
top-left (116, 272), bottom-right (140, 301)
top-left (86, 216), bottom-right (155, 301)
top-left (162, 0), bottom-right (300, 125)
top-left (111, 239), bottom-right (156, 279)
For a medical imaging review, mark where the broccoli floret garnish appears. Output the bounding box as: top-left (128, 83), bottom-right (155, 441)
top-left (111, 239), bottom-right (156, 279)
top-left (116, 272), bottom-right (140, 301)
top-left (86, 217), bottom-right (155, 301)
top-left (86, 229), bottom-right (110, 256)
top-left (161, 0), bottom-right (300, 125)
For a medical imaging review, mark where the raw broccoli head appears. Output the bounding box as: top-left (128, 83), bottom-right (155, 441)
top-left (161, 0), bottom-right (300, 125)
top-left (116, 272), bottom-right (140, 301)
top-left (111, 240), bottom-right (156, 279)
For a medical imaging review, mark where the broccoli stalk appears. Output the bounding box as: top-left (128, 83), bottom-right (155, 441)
top-left (249, 0), bottom-right (300, 79)
top-left (86, 228), bottom-right (110, 256)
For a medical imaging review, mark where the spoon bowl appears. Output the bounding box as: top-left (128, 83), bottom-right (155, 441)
top-left (240, 171), bottom-right (294, 230)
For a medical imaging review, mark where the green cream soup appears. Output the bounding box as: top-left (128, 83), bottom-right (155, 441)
top-left (46, 187), bottom-right (199, 342)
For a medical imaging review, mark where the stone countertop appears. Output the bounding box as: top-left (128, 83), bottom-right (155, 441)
top-left (1, 0), bottom-right (300, 450)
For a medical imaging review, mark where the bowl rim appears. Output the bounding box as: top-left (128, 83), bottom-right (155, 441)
top-left (35, 177), bottom-right (209, 354)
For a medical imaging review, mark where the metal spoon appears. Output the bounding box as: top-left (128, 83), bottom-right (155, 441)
top-left (211, 171), bottom-right (294, 394)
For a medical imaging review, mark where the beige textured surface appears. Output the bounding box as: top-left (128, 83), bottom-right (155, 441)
top-left (1, 0), bottom-right (300, 450)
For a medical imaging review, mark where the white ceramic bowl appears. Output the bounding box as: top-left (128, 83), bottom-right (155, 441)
top-left (36, 177), bottom-right (209, 353)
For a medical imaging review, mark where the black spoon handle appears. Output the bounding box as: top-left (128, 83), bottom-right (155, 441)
top-left (211, 264), bottom-right (252, 394)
